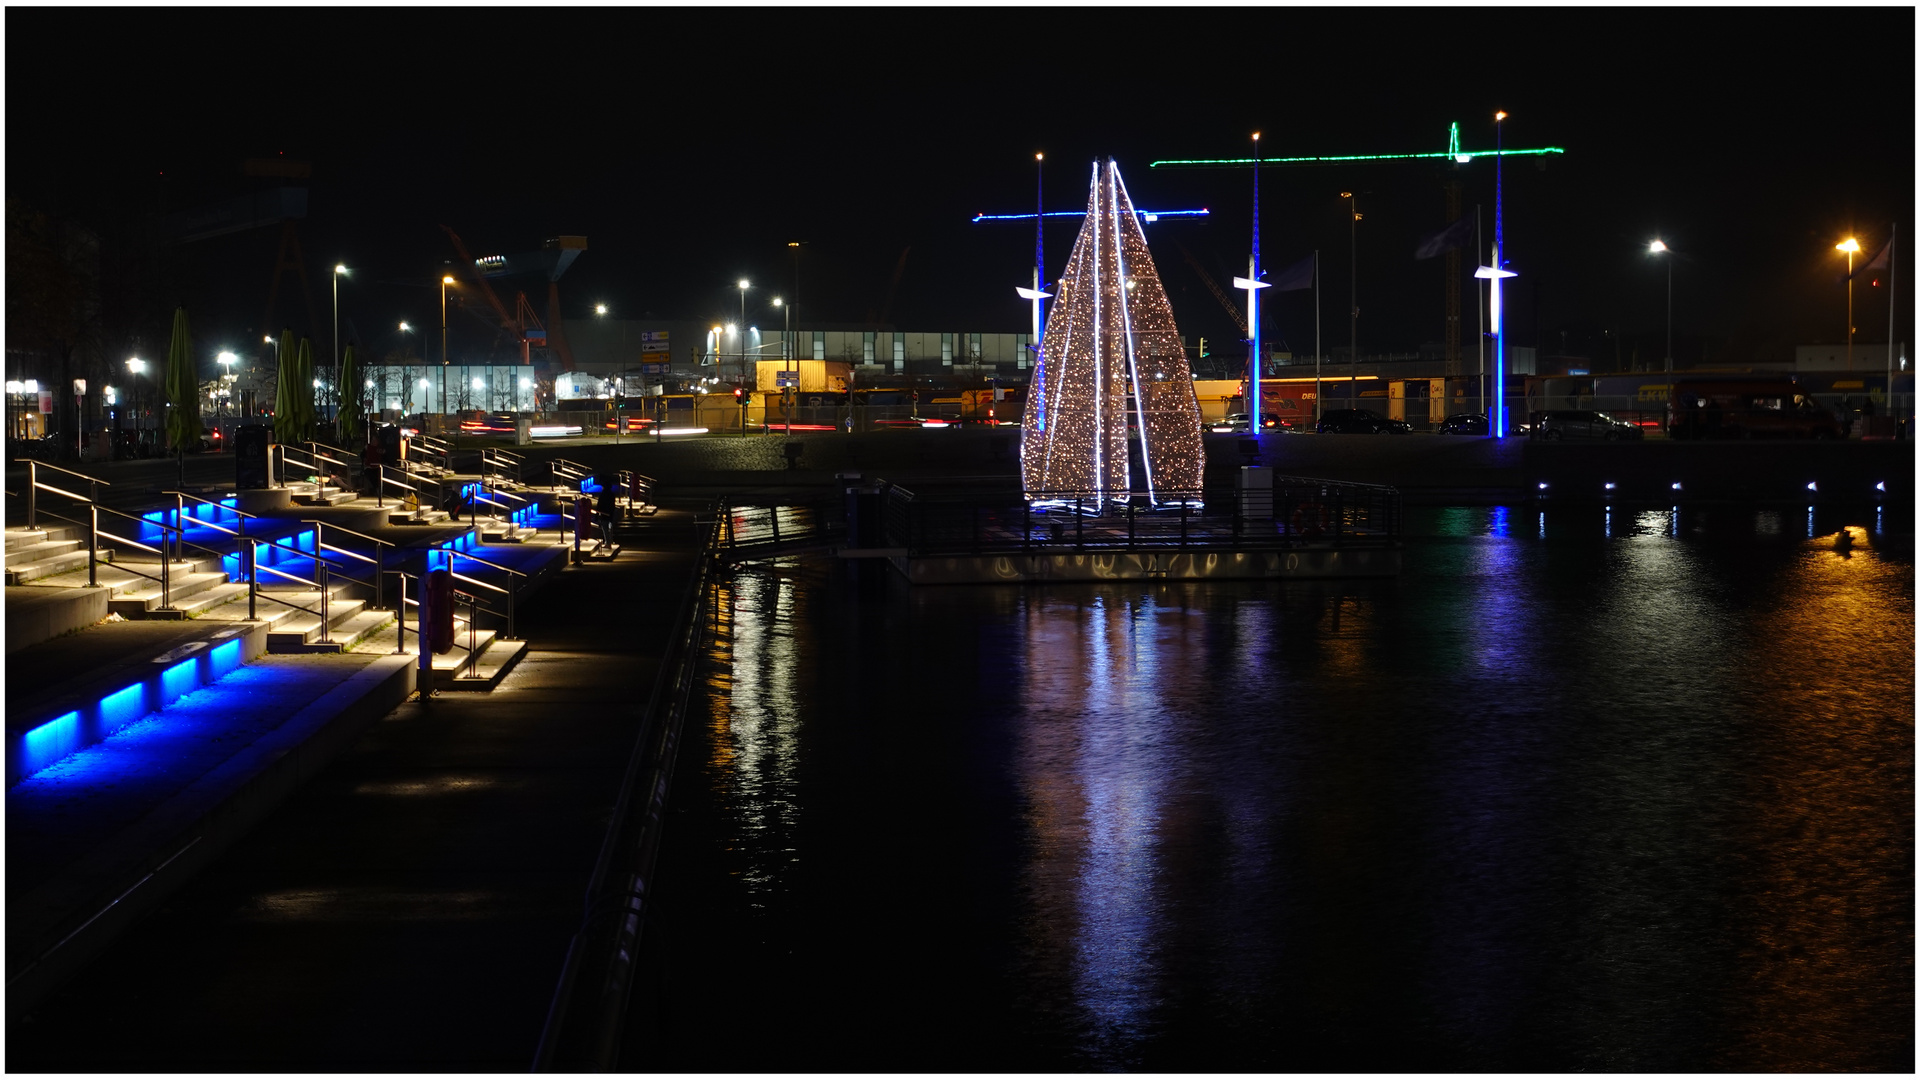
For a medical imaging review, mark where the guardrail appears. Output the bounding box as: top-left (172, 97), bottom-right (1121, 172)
top-left (27, 460), bottom-right (107, 530)
top-left (550, 458), bottom-right (590, 489)
top-left (532, 506), bottom-right (724, 1071)
top-left (481, 446), bottom-right (524, 487)
top-left (434, 547), bottom-right (527, 641)
top-left (882, 479), bottom-right (1402, 556)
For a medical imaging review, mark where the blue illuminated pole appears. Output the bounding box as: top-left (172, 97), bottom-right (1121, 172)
top-left (1495, 112), bottom-right (1505, 437)
top-left (1475, 112), bottom-right (1517, 438)
top-left (1233, 132), bottom-right (1270, 433)
top-left (1017, 153), bottom-right (1052, 432)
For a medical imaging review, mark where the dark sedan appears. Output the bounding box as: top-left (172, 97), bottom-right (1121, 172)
top-left (1316, 408), bottom-right (1409, 434)
top-left (1436, 412), bottom-right (1489, 436)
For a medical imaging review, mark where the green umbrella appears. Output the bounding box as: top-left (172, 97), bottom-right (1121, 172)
top-left (273, 328), bottom-right (298, 443)
top-left (337, 343), bottom-right (362, 443)
top-left (163, 307), bottom-right (202, 477)
top-left (294, 337), bottom-right (315, 440)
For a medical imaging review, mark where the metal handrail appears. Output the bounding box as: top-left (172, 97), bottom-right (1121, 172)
top-left (533, 507), bottom-right (724, 1071)
top-left (27, 460), bottom-right (109, 529)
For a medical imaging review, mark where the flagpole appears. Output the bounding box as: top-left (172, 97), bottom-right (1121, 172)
top-left (1476, 205), bottom-right (1485, 422)
top-left (1889, 223), bottom-right (1898, 427)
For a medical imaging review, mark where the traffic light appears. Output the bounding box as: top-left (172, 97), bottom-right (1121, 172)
top-left (1199, 337), bottom-right (1209, 358)
top-left (733, 386), bottom-right (743, 402)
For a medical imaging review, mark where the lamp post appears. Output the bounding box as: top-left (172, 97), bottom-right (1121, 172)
top-left (1341, 190), bottom-right (1361, 407)
top-left (331, 264), bottom-right (348, 428)
top-left (737, 280), bottom-right (751, 388)
top-left (1837, 237), bottom-right (1860, 370)
top-left (218, 351), bottom-right (237, 418)
top-left (126, 358), bottom-right (146, 442)
top-left (773, 297), bottom-right (793, 434)
top-left (440, 275), bottom-right (455, 424)
top-left (1649, 240), bottom-right (1673, 373)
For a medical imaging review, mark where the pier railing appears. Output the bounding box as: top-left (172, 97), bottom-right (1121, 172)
top-left (884, 478), bottom-right (1402, 555)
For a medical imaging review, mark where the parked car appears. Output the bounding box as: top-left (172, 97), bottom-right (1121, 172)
top-left (1316, 408), bottom-right (1409, 434)
top-left (1534, 410), bottom-right (1643, 440)
top-left (1210, 412), bottom-right (1284, 433)
top-left (1667, 378), bottom-right (1846, 440)
top-left (1436, 412), bottom-right (1489, 436)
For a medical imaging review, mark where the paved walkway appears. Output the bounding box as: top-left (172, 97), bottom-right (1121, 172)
top-left (6, 504), bottom-right (710, 1071)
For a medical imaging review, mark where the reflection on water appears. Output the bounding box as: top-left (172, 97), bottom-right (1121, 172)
top-left (658, 503), bottom-right (1912, 1072)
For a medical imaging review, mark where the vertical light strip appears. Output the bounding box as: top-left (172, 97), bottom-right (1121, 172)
top-left (1112, 164), bottom-right (1156, 505)
top-left (1091, 160), bottom-right (1104, 499)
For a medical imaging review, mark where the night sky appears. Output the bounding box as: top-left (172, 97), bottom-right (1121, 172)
top-left (9, 6), bottom-right (1913, 373)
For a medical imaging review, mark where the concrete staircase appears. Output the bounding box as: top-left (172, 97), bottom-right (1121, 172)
top-left (221, 586), bottom-right (394, 653)
top-left (4, 526), bottom-right (93, 585)
top-left (427, 612), bottom-right (529, 692)
top-left (388, 505), bottom-right (451, 526)
top-left (288, 481), bottom-right (358, 507)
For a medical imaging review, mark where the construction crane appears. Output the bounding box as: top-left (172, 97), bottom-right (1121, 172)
top-left (1169, 239), bottom-right (1248, 337)
top-left (440, 227), bottom-right (586, 370)
top-left (1151, 124), bottom-right (1566, 378)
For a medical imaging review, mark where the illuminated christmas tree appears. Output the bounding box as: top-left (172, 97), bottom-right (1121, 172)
top-left (1021, 159), bottom-right (1204, 507)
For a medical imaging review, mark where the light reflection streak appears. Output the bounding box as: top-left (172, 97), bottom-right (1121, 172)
top-left (707, 567), bottom-right (809, 901)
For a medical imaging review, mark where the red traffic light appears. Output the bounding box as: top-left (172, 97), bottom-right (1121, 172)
top-left (733, 387), bottom-right (743, 400)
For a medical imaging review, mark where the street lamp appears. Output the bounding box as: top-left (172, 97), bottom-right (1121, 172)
top-left (595, 303), bottom-right (609, 316)
top-left (441, 275), bottom-right (455, 422)
top-left (332, 264), bottom-right (348, 427)
top-left (1837, 237), bottom-right (1861, 370)
top-left (773, 297), bottom-right (793, 434)
top-left (218, 351), bottom-right (237, 417)
top-left (1340, 190), bottom-right (1361, 407)
top-left (1649, 240), bottom-right (1673, 373)
top-left (737, 279), bottom-right (751, 387)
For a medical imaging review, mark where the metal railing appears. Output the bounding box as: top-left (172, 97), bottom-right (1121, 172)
top-left (881, 479), bottom-right (1403, 556)
top-left (715, 498), bottom-right (845, 557)
top-left (435, 547), bottom-right (528, 640)
top-left (26, 460), bottom-right (107, 530)
top-left (533, 507), bottom-right (724, 1071)
top-left (550, 457), bottom-right (591, 490)
top-left (481, 446), bottom-right (524, 487)
top-left (374, 463), bottom-right (447, 514)
top-left (304, 519), bottom-right (394, 614)
top-left (410, 433), bottom-right (452, 474)
top-left (278, 441), bottom-right (357, 493)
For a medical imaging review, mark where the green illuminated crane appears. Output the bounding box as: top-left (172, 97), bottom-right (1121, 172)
top-left (1152, 123), bottom-right (1565, 377)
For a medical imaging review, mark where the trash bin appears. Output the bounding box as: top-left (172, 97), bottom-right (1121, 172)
top-left (235, 424), bottom-right (271, 489)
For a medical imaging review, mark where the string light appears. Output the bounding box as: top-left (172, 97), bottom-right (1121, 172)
top-left (1021, 159), bottom-right (1205, 507)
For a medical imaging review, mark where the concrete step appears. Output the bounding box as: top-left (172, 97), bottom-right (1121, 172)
top-left (264, 595), bottom-right (371, 653)
top-left (293, 488), bottom-right (358, 507)
top-left (388, 508), bottom-right (451, 526)
top-left (425, 625), bottom-right (497, 687)
top-left (107, 571), bottom-right (241, 618)
top-left (5, 546), bottom-right (92, 585)
top-left (5, 537), bottom-right (81, 567)
top-left (437, 637), bottom-right (528, 692)
top-left (478, 523), bottom-right (534, 544)
top-left (5, 527), bottom-right (83, 555)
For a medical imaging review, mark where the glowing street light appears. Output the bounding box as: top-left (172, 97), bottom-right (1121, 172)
top-left (1649, 240), bottom-right (1673, 373)
top-left (331, 264), bottom-right (349, 427)
top-left (440, 275), bottom-right (456, 418)
top-left (1838, 237), bottom-right (1861, 370)
top-left (736, 280), bottom-right (751, 387)
top-left (595, 303), bottom-right (609, 316)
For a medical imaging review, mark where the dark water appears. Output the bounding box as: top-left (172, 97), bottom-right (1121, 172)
top-left (637, 503), bottom-right (1913, 1072)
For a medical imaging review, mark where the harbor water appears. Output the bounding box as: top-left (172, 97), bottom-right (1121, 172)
top-left (634, 502), bottom-right (1913, 1072)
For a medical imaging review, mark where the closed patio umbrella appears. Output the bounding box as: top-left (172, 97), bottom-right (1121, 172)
top-left (163, 306), bottom-right (202, 486)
